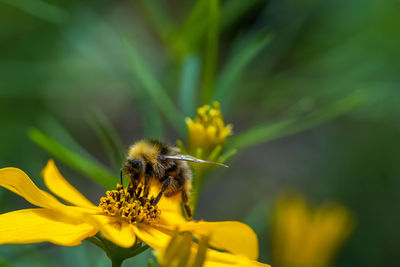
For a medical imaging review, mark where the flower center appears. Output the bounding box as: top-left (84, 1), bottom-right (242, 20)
top-left (196, 102), bottom-right (224, 133)
top-left (98, 184), bottom-right (161, 224)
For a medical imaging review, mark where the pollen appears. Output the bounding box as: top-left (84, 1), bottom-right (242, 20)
top-left (98, 184), bottom-right (161, 225)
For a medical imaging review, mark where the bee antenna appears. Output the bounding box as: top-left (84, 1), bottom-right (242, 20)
top-left (120, 170), bottom-right (123, 186)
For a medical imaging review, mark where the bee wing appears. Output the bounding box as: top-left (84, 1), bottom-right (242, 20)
top-left (160, 154), bottom-right (228, 168)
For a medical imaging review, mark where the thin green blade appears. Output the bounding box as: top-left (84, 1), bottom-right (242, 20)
top-left (29, 128), bottom-right (116, 189)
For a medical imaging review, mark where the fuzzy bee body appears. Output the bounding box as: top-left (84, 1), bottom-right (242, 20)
top-left (121, 139), bottom-right (228, 219)
top-left (122, 140), bottom-right (193, 218)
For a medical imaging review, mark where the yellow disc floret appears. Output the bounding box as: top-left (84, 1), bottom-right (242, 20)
top-left (98, 184), bottom-right (161, 225)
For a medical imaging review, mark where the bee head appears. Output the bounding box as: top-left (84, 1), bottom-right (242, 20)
top-left (123, 158), bottom-right (144, 181)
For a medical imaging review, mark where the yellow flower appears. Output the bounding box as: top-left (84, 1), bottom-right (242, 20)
top-left (0, 160), bottom-right (268, 266)
top-left (271, 193), bottom-right (354, 267)
top-left (155, 230), bottom-right (269, 267)
top-left (155, 230), bottom-right (208, 267)
top-left (185, 101), bottom-right (232, 157)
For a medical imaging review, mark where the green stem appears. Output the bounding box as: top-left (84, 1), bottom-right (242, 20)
top-left (128, 245), bottom-right (150, 258)
top-left (201, 0), bottom-right (220, 104)
top-left (111, 258), bottom-right (123, 267)
top-left (86, 236), bottom-right (105, 250)
top-left (190, 169), bottom-right (205, 213)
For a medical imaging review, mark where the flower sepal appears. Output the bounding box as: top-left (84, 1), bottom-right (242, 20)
top-left (87, 234), bottom-right (149, 267)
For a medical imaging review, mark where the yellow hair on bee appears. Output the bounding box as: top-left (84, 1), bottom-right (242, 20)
top-left (127, 140), bottom-right (160, 165)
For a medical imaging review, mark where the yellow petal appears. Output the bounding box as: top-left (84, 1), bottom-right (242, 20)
top-left (141, 225), bottom-right (270, 267)
top-left (134, 225), bottom-right (170, 250)
top-left (155, 191), bottom-right (188, 227)
top-left (205, 250), bottom-right (270, 267)
top-left (0, 209), bottom-right (97, 246)
top-left (185, 118), bottom-right (194, 127)
top-left (145, 226), bottom-right (269, 267)
top-left (171, 221), bottom-right (259, 260)
top-left (0, 167), bottom-right (65, 209)
top-left (148, 180), bottom-right (186, 220)
top-left (158, 197), bottom-right (186, 222)
top-left (158, 210), bottom-right (187, 227)
top-left (84, 214), bottom-right (136, 248)
top-left (42, 160), bottom-right (96, 209)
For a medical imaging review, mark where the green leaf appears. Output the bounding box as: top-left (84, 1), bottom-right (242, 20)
top-left (28, 128), bottom-right (116, 189)
top-left (180, 0), bottom-right (210, 48)
top-left (141, 102), bottom-right (165, 139)
top-left (122, 38), bottom-right (185, 135)
top-left (179, 54), bottom-right (201, 117)
top-left (138, 0), bottom-right (174, 41)
top-left (201, 0), bottom-right (220, 104)
top-left (229, 119), bottom-right (295, 150)
top-left (0, 0), bottom-right (67, 24)
top-left (86, 110), bottom-right (125, 172)
top-left (220, 0), bottom-right (264, 30)
top-left (175, 0), bottom-right (262, 55)
top-left (0, 256), bottom-right (10, 267)
top-left (229, 92), bottom-right (363, 150)
top-left (207, 145), bottom-right (222, 162)
top-left (214, 31), bottom-right (272, 111)
top-left (217, 148), bottom-right (237, 163)
top-left (38, 115), bottom-right (97, 163)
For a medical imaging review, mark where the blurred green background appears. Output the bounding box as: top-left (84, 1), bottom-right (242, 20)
top-left (1, 0), bottom-right (399, 266)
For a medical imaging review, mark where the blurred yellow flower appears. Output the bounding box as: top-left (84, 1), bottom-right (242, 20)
top-left (271, 193), bottom-right (354, 267)
top-left (155, 230), bottom-right (208, 267)
top-left (155, 230), bottom-right (270, 267)
top-left (0, 160), bottom-right (268, 266)
top-left (185, 101), bottom-right (232, 158)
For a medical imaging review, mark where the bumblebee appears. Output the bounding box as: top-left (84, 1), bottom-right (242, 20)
top-left (121, 139), bottom-right (227, 219)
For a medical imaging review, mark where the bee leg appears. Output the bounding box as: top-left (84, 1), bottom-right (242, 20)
top-left (181, 190), bottom-right (192, 219)
top-left (131, 177), bottom-right (140, 196)
top-left (183, 204), bottom-right (192, 219)
top-left (136, 185), bottom-right (142, 197)
top-left (153, 176), bottom-right (173, 205)
top-left (120, 170), bottom-right (123, 186)
top-left (143, 175), bottom-right (150, 197)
